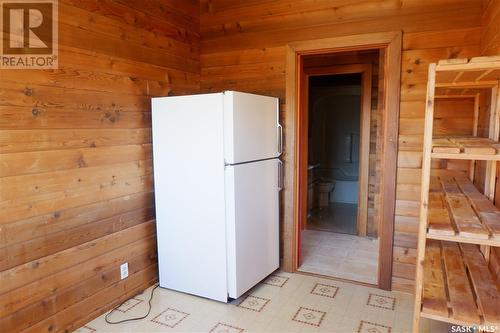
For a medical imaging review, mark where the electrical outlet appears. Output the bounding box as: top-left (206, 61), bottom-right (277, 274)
top-left (120, 262), bottom-right (129, 279)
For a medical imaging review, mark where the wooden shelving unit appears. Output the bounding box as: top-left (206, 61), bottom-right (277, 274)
top-left (413, 57), bottom-right (500, 332)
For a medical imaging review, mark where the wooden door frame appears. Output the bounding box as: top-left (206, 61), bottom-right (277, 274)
top-left (282, 31), bottom-right (402, 290)
top-left (302, 64), bottom-right (372, 237)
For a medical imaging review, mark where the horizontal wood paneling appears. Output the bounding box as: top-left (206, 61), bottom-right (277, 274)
top-left (0, 229), bottom-right (155, 317)
top-left (0, 0), bottom-right (199, 331)
top-left (481, 0), bottom-right (500, 55)
top-left (199, 0), bottom-right (483, 293)
top-left (25, 264), bottom-right (157, 333)
top-left (201, 2), bottom-right (481, 52)
top-left (1, 234), bottom-right (157, 332)
top-left (0, 206), bottom-right (154, 271)
top-left (0, 128), bottom-right (152, 153)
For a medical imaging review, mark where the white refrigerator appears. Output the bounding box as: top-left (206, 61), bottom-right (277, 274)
top-left (151, 91), bottom-right (283, 302)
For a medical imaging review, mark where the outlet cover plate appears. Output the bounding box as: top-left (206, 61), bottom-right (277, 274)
top-left (120, 262), bottom-right (129, 279)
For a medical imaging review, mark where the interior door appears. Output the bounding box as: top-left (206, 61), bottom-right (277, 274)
top-left (224, 91), bottom-right (281, 164)
top-left (225, 158), bottom-right (280, 298)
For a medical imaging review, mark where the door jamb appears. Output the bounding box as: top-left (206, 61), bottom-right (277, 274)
top-left (302, 64), bottom-right (372, 237)
top-left (282, 31), bottom-right (402, 290)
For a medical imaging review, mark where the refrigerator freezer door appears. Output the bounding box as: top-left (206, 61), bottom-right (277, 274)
top-left (224, 91), bottom-right (280, 164)
top-left (225, 158), bottom-right (280, 298)
top-left (152, 94), bottom-right (229, 302)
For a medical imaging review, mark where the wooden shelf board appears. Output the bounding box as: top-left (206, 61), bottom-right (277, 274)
top-left (432, 153), bottom-right (500, 160)
top-left (461, 243), bottom-right (500, 325)
top-left (427, 175), bottom-right (500, 243)
top-left (456, 177), bottom-right (500, 238)
top-left (442, 242), bottom-right (479, 323)
top-left (436, 57), bottom-right (500, 71)
top-left (420, 312), bottom-right (480, 327)
top-left (435, 94), bottom-right (478, 99)
top-left (426, 233), bottom-right (500, 246)
top-left (421, 240), bottom-right (448, 318)
top-left (421, 240), bottom-right (500, 326)
top-left (432, 136), bottom-right (500, 158)
top-left (435, 81), bottom-right (498, 89)
top-left (435, 57), bottom-right (500, 88)
top-left (435, 87), bottom-right (487, 98)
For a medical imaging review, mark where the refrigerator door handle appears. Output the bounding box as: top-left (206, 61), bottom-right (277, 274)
top-left (277, 123), bottom-right (283, 157)
top-left (278, 159), bottom-right (284, 191)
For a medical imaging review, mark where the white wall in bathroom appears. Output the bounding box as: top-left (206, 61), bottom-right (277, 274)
top-left (331, 180), bottom-right (358, 204)
top-left (309, 83), bottom-right (361, 206)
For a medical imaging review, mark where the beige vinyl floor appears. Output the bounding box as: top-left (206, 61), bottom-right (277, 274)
top-left (78, 271), bottom-right (450, 333)
top-left (299, 230), bottom-right (379, 285)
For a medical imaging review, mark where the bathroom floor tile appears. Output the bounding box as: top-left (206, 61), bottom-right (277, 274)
top-left (308, 202), bottom-right (358, 234)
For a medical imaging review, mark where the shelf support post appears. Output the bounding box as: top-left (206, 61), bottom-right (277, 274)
top-left (482, 84), bottom-right (500, 263)
top-left (485, 86), bottom-right (499, 200)
top-left (469, 93), bottom-right (480, 181)
top-left (413, 63), bottom-right (437, 333)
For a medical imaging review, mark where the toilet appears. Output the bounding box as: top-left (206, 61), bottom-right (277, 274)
top-left (318, 181), bottom-right (335, 207)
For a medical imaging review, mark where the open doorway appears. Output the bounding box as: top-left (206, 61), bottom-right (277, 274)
top-left (298, 50), bottom-right (383, 285)
top-left (283, 32), bottom-right (402, 290)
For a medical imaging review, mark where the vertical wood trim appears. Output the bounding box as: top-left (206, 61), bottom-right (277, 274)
top-left (299, 57), bottom-right (309, 234)
top-left (358, 66), bottom-right (373, 237)
top-left (377, 32), bottom-right (402, 290)
top-left (283, 31), bottom-right (402, 291)
top-left (412, 63), bottom-right (437, 333)
top-left (283, 44), bottom-right (298, 272)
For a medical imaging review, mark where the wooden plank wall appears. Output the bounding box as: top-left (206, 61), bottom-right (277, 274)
top-left (199, 0), bottom-right (483, 293)
top-left (482, 0), bottom-right (500, 55)
top-left (0, 1), bottom-right (199, 332)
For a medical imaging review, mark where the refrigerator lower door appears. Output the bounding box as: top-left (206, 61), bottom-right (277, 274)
top-left (225, 158), bottom-right (280, 299)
